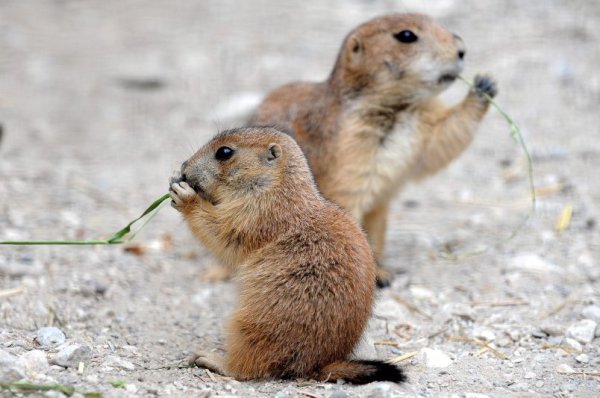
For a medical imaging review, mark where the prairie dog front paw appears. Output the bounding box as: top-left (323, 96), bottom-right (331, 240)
top-left (471, 74), bottom-right (498, 99)
top-left (170, 181), bottom-right (198, 212)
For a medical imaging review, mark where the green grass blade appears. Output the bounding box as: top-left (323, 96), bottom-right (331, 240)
top-left (106, 193), bottom-right (171, 243)
top-left (0, 380), bottom-right (102, 397)
top-left (441, 76), bottom-right (537, 260)
top-left (441, 77), bottom-right (537, 259)
top-left (0, 193), bottom-right (171, 245)
top-left (459, 75), bottom-right (536, 210)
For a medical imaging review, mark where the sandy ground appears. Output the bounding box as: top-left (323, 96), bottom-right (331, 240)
top-left (1, 1), bottom-right (599, 397)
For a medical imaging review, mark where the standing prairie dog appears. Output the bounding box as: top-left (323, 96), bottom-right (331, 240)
top-left (169, 127), bottom-right (405, 383)
top-left (251, 13), bottom-right (498, 286)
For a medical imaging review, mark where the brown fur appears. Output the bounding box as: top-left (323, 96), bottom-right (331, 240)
top-left (170, 127), bottom-right (404, 383)
top-left (251, 13), bottom-right (497, 284)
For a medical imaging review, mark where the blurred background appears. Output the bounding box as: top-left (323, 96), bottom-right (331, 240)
top-left (0, 1), bottom-right (599, 396)
top-left (0, 0), bottom-right (598, 254)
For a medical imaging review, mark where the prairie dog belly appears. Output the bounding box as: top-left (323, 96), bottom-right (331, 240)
top-left (327, 111), bottom-right (421, 218)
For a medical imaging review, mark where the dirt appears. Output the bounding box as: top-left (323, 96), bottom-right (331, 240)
top-left (1, 1), bottom-right (599, 397)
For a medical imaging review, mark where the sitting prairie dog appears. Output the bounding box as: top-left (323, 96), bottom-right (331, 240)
top-left (251, 13), bottom-right (498, 286)
top-left (169, 127), bottom-right (405, 383)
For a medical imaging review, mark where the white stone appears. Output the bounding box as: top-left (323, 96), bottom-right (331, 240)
top-left (18, 350), bottom-right (49, 376)
top-left (566, 319), bottom-right (597, 344)
top-left (50, 344), bottom-right (92, 368)
top-left (472, 326), bottom-right (496, 341)
top-left (125, 383), bottom-right (138, 393)
top-left (85, 374), bottom-right (99, 383)
top-left (34, 327), bottom-right (66, 349)
top-left (581, 305), bottom-right (600, 322)
top-left (539, 323), bottom-right (564, 336)
top-left (564, 338), bottom-right (583, 352)
top-left (102, 355), bottom-right (135, 371)
top-left (556, 364), bottom-right (574, 373)
top-left (465, 394), bottom-right (491, 398)
top-left (575, 354), bottom-right (590, 363)
top-left (410, 285), bottom-right (435, 300)
top-left (524, 371), bottom-right (536, 379)
top-left (419, 348), bottom-right (452, 368)
top-left (508, 253), bottom-right (565, 274)
top-left (442, 303), bottom-right (476, 321)
top-left (0, 349), bottom-right (25, 382)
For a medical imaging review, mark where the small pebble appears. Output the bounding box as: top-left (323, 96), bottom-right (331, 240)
top-left (410, 285), bottom-right (435, 300)
top-left (125, 383), bottom-right (138, 393)
top-left (443, 303), bottom-right (476, 321)
top-left (509, 382), bottom-right (529, 391)
top-left (419, 348), bottom-right (453, 368)
top-left (566, 319), bottom-right (597, 344)
top-left (561, 382), bottom-right (576, 393)
top-left (18, 350), bottom-right (49, 375)
top-left (524, 371), bottom-right (536, 379)
top-left (85, 374), bottom-right (99, 383)
top-left (508, 253), bottom-right (564, 274)
top-left (575, 354), bottom-right (590, 363)
top-left (564, 338), bottom-right (583, 352)
top-left (0, 349), bottom-right (26, 382)
top-left (556, 363), bottom-right (574, 373)
top-left (581, 305), bottom-right (600, 322)
top-left (50, 344), bottom-right (92, 368)
top-left (539, 324), bottom-right (564, 336)
top-left (102, 355), bottom-right (135, 371)
top-left (472, 326), bottom-right (496, 341)
top-left (465, 394), bottom-right (490, 398)
top-left (34, 327), bottom-right (66, 349)
top-left (535, 380), bottom-right (544, 388)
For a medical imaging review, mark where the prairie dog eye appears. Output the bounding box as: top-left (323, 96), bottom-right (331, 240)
top-left (393, 30), bottom-right (418, 43)
top-left (215, 146), bottom-right (235, 161)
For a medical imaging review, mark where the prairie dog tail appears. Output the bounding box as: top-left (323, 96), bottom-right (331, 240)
top-left (319, 360), bottom-right (406, 384)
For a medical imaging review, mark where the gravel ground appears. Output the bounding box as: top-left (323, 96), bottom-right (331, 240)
top-left (1, 1), bottom-right (599, 397)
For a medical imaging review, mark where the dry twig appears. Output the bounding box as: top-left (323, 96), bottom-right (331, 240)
top-left (0, 287), bottom-right (26, 299)
top-left (387, 351), bottom-right (418, 364)
top-left (540, 343), bottom-right (580, 354)
top-left (449, 336), bottom-right (510, 360)
top-left (557, 370), bottom-right (600, 377)
top-left (205, 369), bottom-right (217, 382)
top-left (391, 293), bottom-right (432, 320)
top-left (471, 299), bottom-right (529, 307)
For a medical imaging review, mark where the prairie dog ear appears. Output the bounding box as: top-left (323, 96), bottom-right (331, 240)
top-left (344, 34), bottom-right (364, 66)
top-left (266, 143), bottom-right (282, 162)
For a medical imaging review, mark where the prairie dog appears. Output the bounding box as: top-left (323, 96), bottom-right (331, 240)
top-left (251, 13), bottom-right (498, 285)
top-left (169, 127), bottom-right (405, 383)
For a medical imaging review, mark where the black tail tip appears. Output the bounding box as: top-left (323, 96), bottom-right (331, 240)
top-left (353, 360), bottom-right (407, 384)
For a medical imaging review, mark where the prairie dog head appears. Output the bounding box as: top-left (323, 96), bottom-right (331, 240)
top-left (179, 127), bottom-right (312, 205)
top-left (334, 13), bottom-right (465, 102)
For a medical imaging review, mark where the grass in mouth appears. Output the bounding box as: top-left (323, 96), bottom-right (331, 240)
top-left (0, 193), bottom-right (171, 245)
